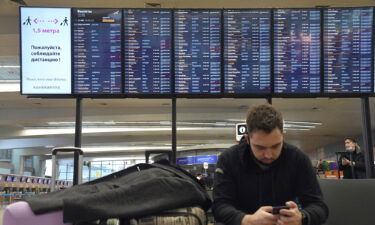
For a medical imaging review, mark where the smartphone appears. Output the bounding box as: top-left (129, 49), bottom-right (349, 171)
top-left (272, 206), bottom-right (290, 214)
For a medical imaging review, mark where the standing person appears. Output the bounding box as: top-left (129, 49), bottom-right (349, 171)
top-left (338, 137), bottom-right (366, 179)
top-left (212, 104), bottom-right (328, 225)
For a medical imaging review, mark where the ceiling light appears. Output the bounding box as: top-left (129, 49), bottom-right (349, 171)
top-left (284, 120), bottom-right (322, 125)
top-left (0, 65), bottom-right (20, 68)
top-left (89, 156), bottom-right (146, 161)
top-left (20, 126), bottom-right (228, 136)
top-left (82, 146), bottom-right (176, 153)
top-left (0, 82), bottom-right (20, 92)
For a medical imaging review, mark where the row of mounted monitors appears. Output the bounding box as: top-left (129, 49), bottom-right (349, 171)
top-left (0, 174), bottom-right (71, 186)
top-left (21, 7), bottom-right (375, 96)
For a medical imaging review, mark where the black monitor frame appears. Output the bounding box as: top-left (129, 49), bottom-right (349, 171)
top-left (222, 8), bottom-right (272, 97)
top-left (123, 8), bottom-right (174, 97)
top-left (20, 6), bottom-right (375, 99)
top-left (322, 7), bottom-right (374, 95)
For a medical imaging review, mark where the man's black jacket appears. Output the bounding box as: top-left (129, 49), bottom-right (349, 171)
top-left (212, 141), bottom-right (328, 225)
top-left (338, 151), bottom-right (366, 179)
top-left (26, 163), bottom-right (211, 223)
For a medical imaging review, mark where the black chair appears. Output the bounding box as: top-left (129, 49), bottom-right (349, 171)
top-left (319, 179), bottom-right (375, 225)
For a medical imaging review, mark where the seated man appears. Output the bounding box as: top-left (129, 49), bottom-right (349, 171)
top-left (212, 104), bottom-right (328, 225)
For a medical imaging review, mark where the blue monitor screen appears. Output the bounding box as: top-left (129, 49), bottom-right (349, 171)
top-left (124, 9), bottom-right (172, 94)
top-left (73, 8), bottom-right (122, 94)
top-left (324, 8), bottom-right (373, 93)
top-left (274, 9), bottom-right (321, 94)
top-left (174, 10), bottom-right (221, 94)
top-left (224, 10), bottom-right (271, 94)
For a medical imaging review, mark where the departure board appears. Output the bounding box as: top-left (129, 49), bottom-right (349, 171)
top-left (224, 10), bottom-right (271, 94)
top-left (324, 8), bottom-right (373, 93)
top-left (124, 9), bottom-right (172, 94)
top-left (274, 9), bottom-right (321, 94)
top-left (73, 9), bottom-right (122, 94)
top-left (174, 10), bottom-right (221, 94)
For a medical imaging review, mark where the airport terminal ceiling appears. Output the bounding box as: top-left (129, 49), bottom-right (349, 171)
top-left (1, 0), bottom-right (375, 159)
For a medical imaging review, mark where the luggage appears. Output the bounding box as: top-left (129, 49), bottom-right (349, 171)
top-left (3, 201), bottom-right (71, 225)
top-left (136, 207), bottom-right (206, 225)
top-left (81, 207), bottom-right (206, 225)
top-left (3, 147), bottom-right (83, 225)
top-left (3, 153), bottom-right (210, 225)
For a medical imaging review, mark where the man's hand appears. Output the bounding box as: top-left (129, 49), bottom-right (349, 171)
top-left (241, 206), bottom-right (279, 225)
top-left (342, 158), bottom-right (350, 166)
top-left (276, 201), bottom-right (302, 225)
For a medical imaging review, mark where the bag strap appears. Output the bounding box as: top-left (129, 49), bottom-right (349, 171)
top-left (152, 211), bottom-right (205, 225)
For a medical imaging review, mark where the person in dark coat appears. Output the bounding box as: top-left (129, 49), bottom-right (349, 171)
top-left (338, 137), bottom-right (366, 179)
top-left (212, 104), bottom-right (328, 225)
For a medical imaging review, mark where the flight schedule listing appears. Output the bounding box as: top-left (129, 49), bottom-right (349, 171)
top-left (124, 9), bottom-right (172, 94)
top-left (73, 9), bottom-right (122, 94)
top-left (224, 10), bottom-right (271, 94)
top-left (174, 10), bottom-right (221, 94)
top-left (274, 9), bottom-right (321, 94)
top-left (324, 8), bottom-right (373, 93)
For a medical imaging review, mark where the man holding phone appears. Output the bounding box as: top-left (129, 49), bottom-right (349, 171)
top-left (212, 104), bottom-right (328, 225)
top-left (338, 137), bottom-right (366, 179)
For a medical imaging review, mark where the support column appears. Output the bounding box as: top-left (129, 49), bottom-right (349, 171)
top-left (19, 155), bottom-right (25, 175)
top-left (361, 97), bottom-right (374, 178)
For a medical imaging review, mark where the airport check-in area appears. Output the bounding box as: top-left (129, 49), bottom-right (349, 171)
top-left (1, 0), bottom-right (375, 225)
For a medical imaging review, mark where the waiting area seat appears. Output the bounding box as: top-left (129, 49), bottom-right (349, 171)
top-left (319, 179), bottom-right (375, 225)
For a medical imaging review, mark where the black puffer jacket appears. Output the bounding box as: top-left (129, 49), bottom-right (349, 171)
top-left (26, 163), bottom-right (211, 223)
top-left (212, 140), bottom-right (328, 225)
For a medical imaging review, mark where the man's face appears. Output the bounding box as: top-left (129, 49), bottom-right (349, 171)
top-left (344, 139), bottom-right (356, 151)
top-left (248, 128), bottom-right (284, 165)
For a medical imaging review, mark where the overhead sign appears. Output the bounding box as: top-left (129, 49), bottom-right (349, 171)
top-left (195, 155), bottom-right (218, 164)
top-left (176, 155), bottom-right (218, 165)
top-left (176, 156), bottom-right (195, 165)
top-left (20, 7), bottom-right (72, 94)
top-left (236, 123), bottom-right (247, 141)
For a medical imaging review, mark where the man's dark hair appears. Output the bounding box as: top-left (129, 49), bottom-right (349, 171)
top-left (344, 137), bottom-right (357, 143)
top-left (246, 104), bottom-right (283, 135)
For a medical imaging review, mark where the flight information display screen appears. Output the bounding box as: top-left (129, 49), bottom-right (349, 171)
top-left (73, 8), bottom-right (122, 94)
top-left (174, 10), bottom-right (221, 94)
top-left (124, 9), bottom-right (172, 94)
top-left (324, 8), bottom-right (373, 93)
top-left (20, 7), bottom-right (72, 95)
top-left (224, 10), bottom-right (271, 94)
top-left (274, 9), bottom-right (321, 94)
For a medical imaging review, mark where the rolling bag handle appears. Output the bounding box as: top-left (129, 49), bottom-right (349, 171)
top-left (145, 150), bottom-right (173, 164)
top-left (51, 147), bottom-right (84, 191)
